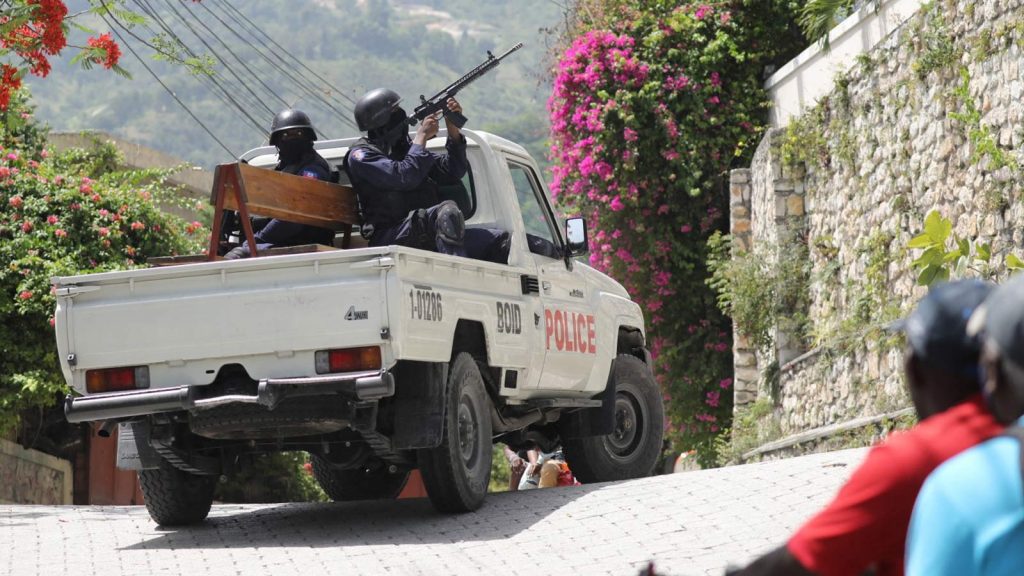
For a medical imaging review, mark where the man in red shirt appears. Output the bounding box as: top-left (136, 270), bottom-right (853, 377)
top-left (726, 279), bottom-right (1004, 576)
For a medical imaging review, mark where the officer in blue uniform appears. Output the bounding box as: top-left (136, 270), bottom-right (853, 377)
top-left (224, 109), bottom-right (335, 259)
top-left (345, 88), bottom-right (510, 262)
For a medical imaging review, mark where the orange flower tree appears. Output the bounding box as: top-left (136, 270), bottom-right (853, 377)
top-left (0, 0), bottom-right (204, 109)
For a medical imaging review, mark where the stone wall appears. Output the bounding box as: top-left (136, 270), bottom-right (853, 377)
top-left (732, 0), bottom-right (1024, 436)
top-left (0, 438), bottom-right (73, 504)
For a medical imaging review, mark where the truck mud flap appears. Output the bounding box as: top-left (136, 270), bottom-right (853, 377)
top-left (391, 361), bottom-right (447, 450)
top-left (116, 420), bottom-right (163, 471)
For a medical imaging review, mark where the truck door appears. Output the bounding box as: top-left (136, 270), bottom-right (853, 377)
top-left (508, 161), bottom-right (597, 392)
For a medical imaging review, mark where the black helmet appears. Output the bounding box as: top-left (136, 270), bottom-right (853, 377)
top-left (354, 88), bottom-right (403, 132)
top-left (269, 109), bottom-right (316, 145)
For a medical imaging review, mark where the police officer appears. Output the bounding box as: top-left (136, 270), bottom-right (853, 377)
top-left (345, 88), bottom-right (509, 260)
top-left (224, 109), bottom-right (335, 259)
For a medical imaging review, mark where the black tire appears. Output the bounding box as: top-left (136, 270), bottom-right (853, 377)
top-left (138, 459), bottom-right (217, 526)
top-left (563, 354), bottom-right (664, 483)
top-left (310, 455), bottom-right (410, 501)
top-left (417, 352), bottom-right (493, 512)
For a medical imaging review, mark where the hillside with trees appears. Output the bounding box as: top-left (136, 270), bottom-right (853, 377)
top-left (24, 0), bottom-right (561, 172)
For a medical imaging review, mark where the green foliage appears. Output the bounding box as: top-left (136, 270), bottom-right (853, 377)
top-left (910, 3), bottom-right (957, 79)
top-left (713, 397), bottom-right (781, 464)
top-left (948, 67), bottom-right (1020, 172)
top-left (550, 0), bottom-right (807, 467)
top-left (907, 210), bottom-right (1023, 286)
top-left (798, 0), bottom-right (878, 51)
top-left (216, 452), bottom-right (327, 503)
top-left (0, 89), bottom-right (207, 435)
top-left (706, 230), bottom-right (811, 355)
top-left (489, 444), bottom-right (511, 493)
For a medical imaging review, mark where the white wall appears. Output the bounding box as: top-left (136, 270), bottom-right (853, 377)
top-left (765, 0), bottom-right (925, 128)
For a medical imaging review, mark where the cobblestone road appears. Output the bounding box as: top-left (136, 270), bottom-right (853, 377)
top-left (0, 447), bottom-right (868, 576)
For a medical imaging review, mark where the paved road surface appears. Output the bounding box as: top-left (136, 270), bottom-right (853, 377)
top-left (0, 447), bottom-right (868, 576)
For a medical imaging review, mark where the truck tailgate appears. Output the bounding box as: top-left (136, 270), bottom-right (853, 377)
top-left (54, 250), bottom-right (391, 393)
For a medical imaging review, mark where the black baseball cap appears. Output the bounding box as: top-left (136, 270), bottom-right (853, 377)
top-left (968, 273), bottom-right (1024, 372)
top-left (889, 278), bottom-right (994, 373)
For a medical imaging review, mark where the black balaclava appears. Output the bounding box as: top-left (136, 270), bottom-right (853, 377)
top-left (277, 132), bottom-right (314, 165)
top-left (369, 107), bottom-right (410, 158)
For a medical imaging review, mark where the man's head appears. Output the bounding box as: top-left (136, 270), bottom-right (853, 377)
top-left (970, 273), bottom-right (1024, 424)
top-left (895, 279), bottom-right (994, 419)
top-left (354, 88), bottom-right (408, 150)
top-left (269, 109), bottom-right (317, 147)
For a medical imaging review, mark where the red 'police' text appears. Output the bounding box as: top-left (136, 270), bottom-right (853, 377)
top-left (545, 309), bottom-right (596, 353)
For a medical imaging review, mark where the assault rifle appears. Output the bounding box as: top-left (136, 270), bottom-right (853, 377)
top-left (409, 42), bottom-right (524, 129)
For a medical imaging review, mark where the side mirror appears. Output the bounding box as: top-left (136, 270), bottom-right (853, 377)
top-left (565, 217), bottom-right (588, 256)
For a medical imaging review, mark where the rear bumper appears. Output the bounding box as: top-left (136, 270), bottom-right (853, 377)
top-left (64, 370), bottom-right (394, 424)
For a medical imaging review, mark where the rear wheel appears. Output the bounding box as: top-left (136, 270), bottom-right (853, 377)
top-left (418, 352), bottom-right (493, 512)
top-left (563, 354), bottom-right (664, 483)
top-left (310, 456), bottom-right (410, 501)
top-left (138, 459), bottom-right (217, 526)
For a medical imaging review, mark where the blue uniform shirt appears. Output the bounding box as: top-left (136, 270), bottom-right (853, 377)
top-left (905, 415), bottom-right (1024, 576)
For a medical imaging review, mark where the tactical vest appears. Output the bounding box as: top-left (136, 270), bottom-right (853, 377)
top-left (344, 138), bottom-right (440, 230)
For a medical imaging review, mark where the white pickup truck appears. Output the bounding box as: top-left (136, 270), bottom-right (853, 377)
top-left (53, 129), bottom-right (662, 525)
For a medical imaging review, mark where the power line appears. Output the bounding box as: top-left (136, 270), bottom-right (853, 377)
top-left (211, 0), bottom-right (360, 126)
top-left (158, 0), bottom-right (276, 117)
top-left (98, 10), bottom-right (238, 158)
top-left (206, 0), bottom-right (359, 130)
top-left (127, 0), bottom-right (269, 136)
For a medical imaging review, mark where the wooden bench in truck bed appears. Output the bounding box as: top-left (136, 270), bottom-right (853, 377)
top-left (149, 162), bottom-right (361, 266)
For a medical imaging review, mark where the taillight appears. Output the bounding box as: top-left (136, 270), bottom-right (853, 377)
top-left (86, 366), bottom-right (150, 393)
top-left (315, 346), bottom-right (381, 374)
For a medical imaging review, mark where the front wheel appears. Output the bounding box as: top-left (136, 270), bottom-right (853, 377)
top-left (563, 354), bottom-right (664, 483)
top-left (418, 352), bottom-right (493, 512)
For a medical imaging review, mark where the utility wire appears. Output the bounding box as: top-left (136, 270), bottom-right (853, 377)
top-left (98, 11), bottom-right (238, 158)
top-left (216, 0), bottom-right (361, 122)
top-left (173, 0), bottom-right (290, 112)
top-left (206, 0), bottom-right (359, 130)
top-left (127, 0), bottom-right (271, 131)
top-left (128, 0), bottom-right (269, 136)
top-left (158, 0), bottom-right (275, 117)
top-left (221, 0), bottom-right (358, 106)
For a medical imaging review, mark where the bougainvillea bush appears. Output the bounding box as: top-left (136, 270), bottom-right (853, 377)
top-left (549, 0), bottom-right (803, 465)
top-left (0, 90), bottom-right (206, 434)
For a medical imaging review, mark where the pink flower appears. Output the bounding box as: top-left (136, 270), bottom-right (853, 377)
top-left (6, 152), bottom-right (18, 161)
top-left (46, 215), bottom-right (58, 225)
top-left (18, 290), bottom-right (32, 300)
top-left (54, 229), bottom-right (67, 238)
top-left (80, 184), bottom-right (93, 194)
top-left (657, 204), bottom-right (670, 215)
top-left (609, 196), bottom-right (625, 211)
top-left (720, 11), bottom-right (731, 24)
top-left (48, 317), bottom-right (55, 327)
top-left (90, 194), bottom-right (101, 202)
top-left (8, 195), bottom-right (22, 207)
top-left (40, 149), bottom-right (49, 158)
top-left (623, 127), bottom-right (638, 142)
top-left (130, 221), bottom-right (145, 231)
top-left (98, 227), bottom-right (110, 237)
top-left (706, 390), bottom-right (720, 408)
top-left (719, 378), bottom-right (733, 389)
top-left (21, 221), bottom-right (32, 233)
top-left (680, 225), bottom-right (692, 233)
top-left (694, 4), bottom-right (711, 20)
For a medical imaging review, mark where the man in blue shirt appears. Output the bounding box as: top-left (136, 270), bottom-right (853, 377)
top-left (905, 274), bottom-right (1024, 576)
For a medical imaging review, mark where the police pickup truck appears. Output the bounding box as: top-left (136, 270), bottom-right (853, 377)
top-left (53, 129), bottom-right (663, 525)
